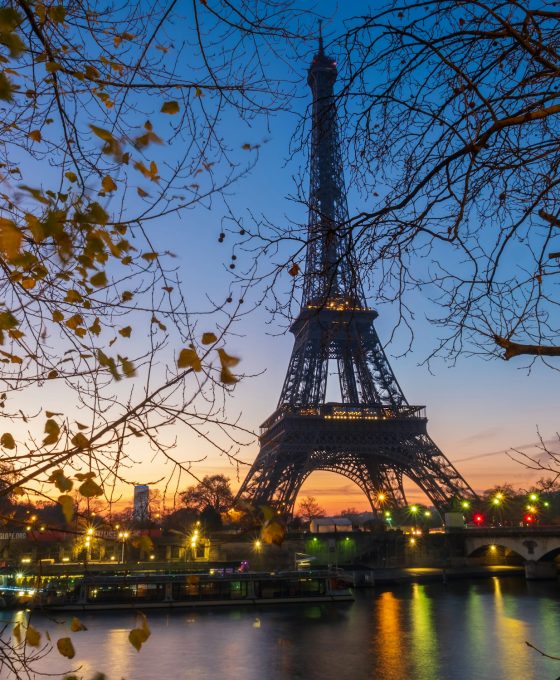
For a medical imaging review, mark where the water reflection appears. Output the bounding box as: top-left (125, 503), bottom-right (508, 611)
top-left (8, 577), bottom-right (560, 680)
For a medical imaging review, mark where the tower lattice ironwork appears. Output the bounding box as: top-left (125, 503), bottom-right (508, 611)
top-left (236, 38), bottom-right (476, 515)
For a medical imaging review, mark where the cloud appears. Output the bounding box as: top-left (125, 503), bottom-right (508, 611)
top-left (460, 427), bottom-right (502, 443)
top-left (454, 438), bottom-right (560, 464)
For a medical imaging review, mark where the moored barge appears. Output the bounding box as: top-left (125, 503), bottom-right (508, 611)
top-left (39, 570), bottom-right (353, 611)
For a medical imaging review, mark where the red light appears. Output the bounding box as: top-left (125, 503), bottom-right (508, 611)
top-left (524, 514), bottom-right (534, 523)
top-left (473, 513), bottom-right (484, 525)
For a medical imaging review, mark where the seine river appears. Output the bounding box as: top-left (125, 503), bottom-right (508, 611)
top-left (5, 576), bottom-right (560, 679)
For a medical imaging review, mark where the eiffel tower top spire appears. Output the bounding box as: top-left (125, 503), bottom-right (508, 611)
top-left (303, 28), bottom-right (362, 310)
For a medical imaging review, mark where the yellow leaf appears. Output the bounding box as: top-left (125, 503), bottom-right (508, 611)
top-left (261, 518), bottom-right (286, 546)
top-left (58, 494), bottom-right (74, 523)
top-left (220, 366), bottom-right (238, 385)
top-left (161, 100), bottom-right (180, 114)
top-left (217, 348), bottom-right (240, 368)
top-left (120, 356), bottom-right (136, 378)
top-left (89, 317), bottom-right (101, 335)
top-left (0, 432), bottom-right (15, 449)
top-left (101, 175), bottom-right (117, 193)
top-left (90, 271), bottom-right (107, 287)
top-left (79, 477), bottom-right (103, 498)
top-left (48, 469), bottom-right (73, 493)
top-left (195, 86), bottom-right (203, 97)
top-left (128, 613), bottom-right (150, 652)
top-left (43, 418), bottom-right (60, 446)
top-left (71, 432), bottom-right (89, 450)
top-left (118, 326), bottom-right (132, 338)
top-left (201, 332), bottom-right (217, 345)
top-left (121, 291), bottom-right (133, 302)
top-left (70, 617), bottom-right (87, 632)
top-left (13, 622), bottom-right (21, 643)
top-left (89, 124), bottom-right (114, 142)
top-left (65, 289), bottom-right (82, 303)
top-left (25, 624), bottom-right (41, 647)
top-left (177, 348), bottom-right (202, 371)
top-left (28, 130), bottom-right (42, 142)
top-left (21, 277), bottom-right (36, 290)
top-left (45, 61), bottom-right (62, 73)
top-left (74, 472), bottom-right (95, 481)
top-left (52, 310), bottom-right (64, 323)
top-left (141, 252), bottom-right (158, 262)
top-left (12, 486), bottom-right (25, 496)
top-left (65, 171), bottom-right (77, 183)
top-left (0, 217), bottom-right (22, 260)
top-left (137, 187), bottom-right (149, 198)
top-left (56, 636), bottom-right (75, 659)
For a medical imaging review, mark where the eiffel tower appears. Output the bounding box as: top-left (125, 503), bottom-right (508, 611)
top-left (236, 36), bottom-right (476, 516)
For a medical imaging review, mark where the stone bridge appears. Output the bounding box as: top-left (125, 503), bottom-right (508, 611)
top-left (463, 528), bottom-right (560, 579)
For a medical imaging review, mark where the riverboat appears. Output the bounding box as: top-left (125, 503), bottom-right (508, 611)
top-left (38, 570), bottom-right (354, 611)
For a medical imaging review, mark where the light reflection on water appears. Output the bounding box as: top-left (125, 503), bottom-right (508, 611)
top-left (3, 576), bottom-right (560, 680)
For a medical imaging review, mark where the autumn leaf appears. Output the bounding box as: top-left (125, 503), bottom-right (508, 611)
top-left (89, 124), bottom-right (114, 142)
top-left (58, 495), bottom-right (74, 523)
top-left (119, 356), bottom-right (136, 378)
top-left (0, 217), bottom-right (23, 260)
top-left (161, 101), bottom-right (180, 114)
top-left (43, 418), bottom-right (60, 445)
top-left (90, 271), bottom-right (108, 287)
top-left (25, 624), bottom-right (41, 647)
top-left (71, 432), bottom-right (89, 450)
top-left (0, 432), bottom-right (15, 449)
top-left (13, 622), bottom-right (21, 643)
top-left (79, 477), bottom-right (103, 498)
top-left (48, 469), bottom-right (73, 493)
top-left (217, 348), bottom-right (240, 368)
top-left (28, 130), bottom-right (42, 142)
top-left (261, 518), bottom-right (286, 546)
top-left (101, 175), bottom-right (117, 193)
top-left (220, 366), bottom-right (238, 385)
top-left (177, 348), bottom-right (202, 371)
top-left (65, 171), bottom-right (77, 183)
top-left (137, 187), bottom-right (149, 198)
top-left (288, 262), bottom-right (300, 277)
top-left (201, 332), bottom-right (217, 345)
top-left (128, 613), bottom-right (150, 652)
top-left (56, 637), bottom-right (75, 659)
top-left (70, 617), bottom-right (87, 632)
top-left (119, 326), bottom-right (132, 338)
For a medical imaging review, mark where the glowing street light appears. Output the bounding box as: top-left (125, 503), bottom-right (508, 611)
top-left (461, 500), bottom-right (470, 510)
top-left (529, 493), bottom-right (538, 502)
top-left (410, 505), bottom-right (419, 514)
top-left (492, 497), bottom-right (501, 506)
top-left (378, 493), bottom-right (386, 503)
top-left (118, 531), bottom-right (129, 563)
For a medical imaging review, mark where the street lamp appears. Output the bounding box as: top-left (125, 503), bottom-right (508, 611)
top-left (118, 531), bottom-right (129, 564)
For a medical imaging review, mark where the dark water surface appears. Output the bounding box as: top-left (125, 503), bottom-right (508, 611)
top-left (5, 576), bottom-right (560, 680)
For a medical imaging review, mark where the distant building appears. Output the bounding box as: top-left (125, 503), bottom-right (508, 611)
top-left (133, 485), bottom-right (150, 522)
top-left (309, 517), bottom-right (353, 533)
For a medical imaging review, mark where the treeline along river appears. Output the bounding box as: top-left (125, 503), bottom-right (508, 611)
top-left (4, 576), bottom-right (560, 679)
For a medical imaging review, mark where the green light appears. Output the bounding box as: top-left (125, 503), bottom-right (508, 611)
top-left (410, 505), bottom-right (419, 514)
top-left (384, 511), bottom-right (391, 518)
top-left (312, 537), bottom-right (317, 542)
top-left (461, 500), bottom-right (470, 509)
top-left (424, 510), bottom-right (431, 517)
top-left (544, 501), bottom-right (550, 508)
top-left (529, 493), bottom-right (538, 501)
top-left (492, 498), bottom-right (501, 505)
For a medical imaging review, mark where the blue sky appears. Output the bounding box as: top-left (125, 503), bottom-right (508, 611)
top-left (115, 1), bottom-right (560, 513)
top-left (10, 1), bottom-right (558, 514)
